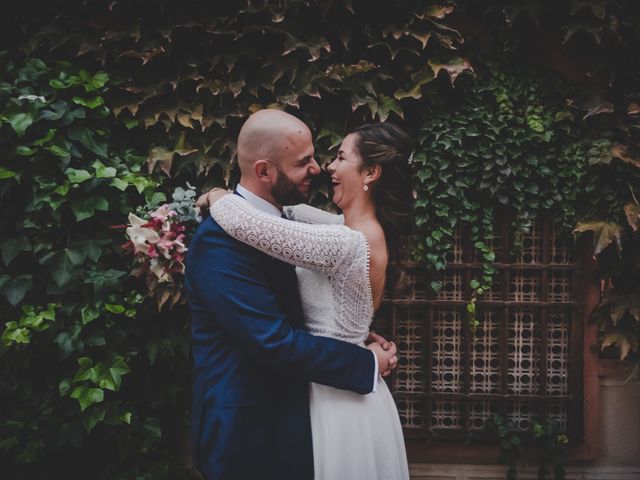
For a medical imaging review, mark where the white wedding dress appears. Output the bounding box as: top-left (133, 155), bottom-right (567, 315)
top-left (210, 195), bottom-right (409, 480)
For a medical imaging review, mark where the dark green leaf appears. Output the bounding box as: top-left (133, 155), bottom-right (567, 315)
top-left (72, 96), bottom-right (105, 109)
top-left (93, 160), bottom-right (117, 179)
top-left (0, 167), bottom-right (17, 179)
top-left (65, 168), bottom-right (92, 184)
top-left (59, 378), bottom-right (72, 396)
top-left (80, 405), bottom-right (106, 433)
top-left (54, 324), bottom-right (84, 358)
top-left (70, 386), bottom-right (104, 412)
top-left (16, 145), bottom-right (37, 156)
top-left (1, 237), bottom-right (32, 266)
top-left (68, 127), bottom-right (108, 157)
top-left (39, 249), bottom-right (84, 287)
top-left (1, 274), bottom-right (33, 306)
top-left (6, 111), bottom-right (34, 136)
top-left (70, 196), bottom-right (109, 222)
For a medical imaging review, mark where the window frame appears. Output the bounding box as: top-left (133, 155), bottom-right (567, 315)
top-left (376, 220), bottom-right (601, 462)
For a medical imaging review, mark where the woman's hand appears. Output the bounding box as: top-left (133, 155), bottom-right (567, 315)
top-left (196, 188), bottom-right (231, 216)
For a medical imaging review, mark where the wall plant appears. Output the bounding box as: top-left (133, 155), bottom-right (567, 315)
top-left (0, 1), bottom-right (639, 478)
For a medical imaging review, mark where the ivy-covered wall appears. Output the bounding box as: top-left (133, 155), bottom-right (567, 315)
top-left (0, 1), bottom-right (638, 478)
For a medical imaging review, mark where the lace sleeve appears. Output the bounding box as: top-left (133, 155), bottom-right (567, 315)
top-left (210, 195), bottom-right (365, 276)
top-left (282, 204), bottom-right (344, 225)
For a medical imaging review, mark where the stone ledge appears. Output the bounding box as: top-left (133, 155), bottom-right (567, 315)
top-left (409, 463), bottom-right (640, 480)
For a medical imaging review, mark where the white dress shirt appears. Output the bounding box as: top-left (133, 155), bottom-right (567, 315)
top-left (234, 184), bottom-right (379, 392)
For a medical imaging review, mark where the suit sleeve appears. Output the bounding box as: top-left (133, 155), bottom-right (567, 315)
top-left (188, 226), bottom-right (376, 394)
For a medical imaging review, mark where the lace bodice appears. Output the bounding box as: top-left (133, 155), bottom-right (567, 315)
top-left (210, 196), bottom-right (373, 345)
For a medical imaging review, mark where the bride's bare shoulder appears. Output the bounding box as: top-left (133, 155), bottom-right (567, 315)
top-left (358, 222), bottom-right (388, 267)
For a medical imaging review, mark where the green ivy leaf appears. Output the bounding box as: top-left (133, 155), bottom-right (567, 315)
top-left (67, 127), bottom-right (108, 157)
top-left (0, 167), bottom-right (17, 179)
top-left (71, 235), bottom-right (109, 262)
top-left (59, 378), bottom-right (72, 396)
top-left (54, 324), bottom-right (84, 358)
top-left (92, 160), bottom-right (117, 178)
top-left (49, 79), bottom-right (67, 89)
top-left (84, 72), bottom-right (109, 92)
top-left (80, 406), bottom-right (106, 433)
top-left (39, 249), bottom-right (84, 287)
top-left (70, 196), bottom-right (109, 221)
top-left (109, 357), bottom-right (130, 390)
top-left (105, 303), bottom-right (125, 314)
top-left (2, 321), bottom-right (31, 346)
top-left (65, 168), bottom-right (92, 184)
top-left (0, 274), bottom-right (33, 306)
top-left (16, 145), bottom-right (37, 156)
top-left (54, 182), bottom-right (70, 196)
top-left (72, 96), bottom-right (105, 109)
top-left (84, 269), bottom-right (126, 296)
top-left (6, 111), bottom-right (35, 136)
top-left (73, 357), bottom-right (96, 383)
top-left (70, 386), bottom-right (104, 412)
top-left (110, 177), bottom-right (129, 191)
top-left (1, 237), bottom-right (32, 266)
top-left (142, 417), bottom-right (162, 444)
top-left (33, 128), bottom-right (56, 146)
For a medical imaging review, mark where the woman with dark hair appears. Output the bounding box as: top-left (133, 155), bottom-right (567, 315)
top-left (207, 122), bottom-right (412, 479)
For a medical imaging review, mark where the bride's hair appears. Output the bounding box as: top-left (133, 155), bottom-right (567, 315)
top-left (351, 122), bottom-right (414, 265)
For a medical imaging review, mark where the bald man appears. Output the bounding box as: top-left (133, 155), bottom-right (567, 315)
top-left (185, 110), bottom-right (396, 480)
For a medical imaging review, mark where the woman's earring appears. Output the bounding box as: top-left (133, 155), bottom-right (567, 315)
top-left (363, 184), bottom-right (369, 192)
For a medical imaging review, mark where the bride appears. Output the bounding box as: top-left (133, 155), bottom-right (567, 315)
top-left (205, 120), bottom-right (413, 479)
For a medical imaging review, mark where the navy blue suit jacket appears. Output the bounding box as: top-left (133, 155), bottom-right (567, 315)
top-left (185, 207), bottom-right (376, 480)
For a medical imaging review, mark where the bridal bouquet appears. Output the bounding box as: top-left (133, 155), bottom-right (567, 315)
top-left (122, 185), bottom-right (200, 309)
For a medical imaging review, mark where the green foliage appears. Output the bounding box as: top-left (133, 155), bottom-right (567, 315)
top-left (532, 420), bottom-right (569, 480)
top-left (2, 1), bottom-right (472, 476)
top-left (468, 0), bottom-right (640, 373)
top-left (0, 56), bottom-right (191, 479)
top-left (486, 414), bottom-right (522, 480)
top-left (13, 0), bottom-right (471, 190)
top-left (486, 415), bottom-right (569, 480)
top-left (414, 65), bottom-right (591, 330)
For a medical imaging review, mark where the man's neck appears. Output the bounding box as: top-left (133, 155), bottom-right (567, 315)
top-left (237, 181), bottom-right (278, 205)
top-left (236, 182), bottom-right (282, 216)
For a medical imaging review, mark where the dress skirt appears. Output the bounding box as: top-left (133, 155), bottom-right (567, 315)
top-left (309, 377), bottom-right (410, 480)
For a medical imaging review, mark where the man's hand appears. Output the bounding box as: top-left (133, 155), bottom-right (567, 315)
top-left (367, 341), bottom-right (398, 378)
top-left (366, 331), bottom-right (391, 351)
top-left (196, 188), bottom-right (230, 216)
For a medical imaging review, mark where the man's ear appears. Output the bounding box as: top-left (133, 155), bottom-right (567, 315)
top-left (254, 160), bottom-right (273, 182)
top-left (366, 164), bottom-right (382, 184)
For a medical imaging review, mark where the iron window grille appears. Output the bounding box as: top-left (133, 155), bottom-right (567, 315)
top-left (374, 216), bottom-right (583, 441)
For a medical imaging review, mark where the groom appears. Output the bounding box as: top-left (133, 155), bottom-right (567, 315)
top-left (185, 109), bottom-right (397, 480)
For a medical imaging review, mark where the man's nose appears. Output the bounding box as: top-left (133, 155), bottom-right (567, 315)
top-left (308, 158), bottom-right (321, 175)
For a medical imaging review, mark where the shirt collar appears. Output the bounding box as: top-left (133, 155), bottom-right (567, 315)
top-left (235, 184), bottom-right (282, 217)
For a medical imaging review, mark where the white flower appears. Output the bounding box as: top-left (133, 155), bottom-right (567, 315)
top-left (18, 94), bottom-right (46, 102)
top-left (149, 258), bottom-right (171, 283)
top-left (126, 213), bottom-right (160, 253)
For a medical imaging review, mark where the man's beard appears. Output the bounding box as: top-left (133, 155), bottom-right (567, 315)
top-left (271, 167), bottom-right (309, 206)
